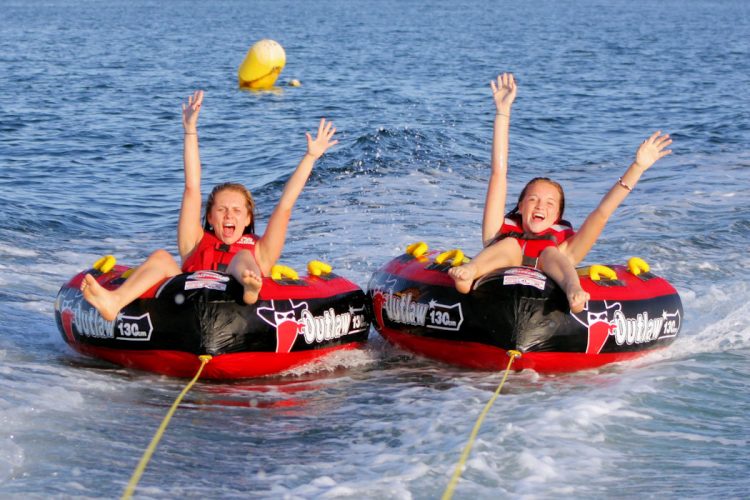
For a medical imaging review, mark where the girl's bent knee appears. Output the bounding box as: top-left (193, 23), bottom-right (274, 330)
top-left (149, 249), bottom-right (174, 262)
top-left (230, 249), bottom-right (258, 267)
top-left (539, 247), bottom-right (562, 259)
top-left (147, 249), bottom-right (180, 272)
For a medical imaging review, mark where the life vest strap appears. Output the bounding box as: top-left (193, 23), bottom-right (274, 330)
top-left (521, 255), bottom-right (539, 268)
top-left (214, 243), bottom-right (233, 272)
top-left (487, 230), bottom-right (557, 248)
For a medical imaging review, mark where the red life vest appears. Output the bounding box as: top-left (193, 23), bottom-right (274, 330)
top-left (181, 232), bottom-right (259, 273)
top-left (491, 214), bottom-right (575, 267)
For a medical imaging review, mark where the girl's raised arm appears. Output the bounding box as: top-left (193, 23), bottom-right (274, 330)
top-left (482, 73), bottom-right (517, 245)
top-left (254, 118), bottom-right (338, 274)
top-left (177, 90), bottom-right (206, 260)
top-left (561, 131), bottom-right (672, 264)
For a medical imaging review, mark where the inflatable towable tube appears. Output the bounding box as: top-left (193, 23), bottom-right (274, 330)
top-left (368, 245), bottom-right (683, 373)
top-left (55, 262), bottom-right (371, 379)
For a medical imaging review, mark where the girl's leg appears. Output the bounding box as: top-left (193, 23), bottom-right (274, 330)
top-left (226, 249), bottom-right (263, 304)
top-left (538, 247), bottom-right (589, 313)
top-left (81, 249), bottom-right (182, 321)
top-left (448, 238), bottom-right (522, 293)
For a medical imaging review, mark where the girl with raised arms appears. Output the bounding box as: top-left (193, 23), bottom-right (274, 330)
top-left (448, 73), bottom-right (672, 313)
top-left (82, 90), bottom-right (338, 321)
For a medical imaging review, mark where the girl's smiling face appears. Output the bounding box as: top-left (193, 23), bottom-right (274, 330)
top-left (518, 180), bottom-right (562, 234)
top-left (206, 188), bottom-right (252, 244)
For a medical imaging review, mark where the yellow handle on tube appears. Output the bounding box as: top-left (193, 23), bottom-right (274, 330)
top-left (589, 264), bottom-right (617, 281)
top-left (627, 257), bottom-right (650, 276)
top-left (435, 249), bottom-right (468, 267)
top-left (271, 265), bottom-right (299, 281)
top-left (307, 260), bottom-right (332, 276)
top-left (93, 255), bottom-right (116, 274)
top-left (406, 242), bottom-right (429, 258)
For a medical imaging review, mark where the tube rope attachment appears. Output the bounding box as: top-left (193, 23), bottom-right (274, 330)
top-left (121, 355), bottom-right (212, 500)
top-left (442, 350), bottom-right (522, 500)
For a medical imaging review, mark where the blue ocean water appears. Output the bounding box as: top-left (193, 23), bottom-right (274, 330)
top-left (1, 0), bottom-right (749, 497)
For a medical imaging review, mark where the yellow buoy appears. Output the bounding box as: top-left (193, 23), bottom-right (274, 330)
top-left (238, 39), bottom-right (286, 90)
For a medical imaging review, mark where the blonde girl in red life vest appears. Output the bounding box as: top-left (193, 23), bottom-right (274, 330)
top-left (81, 90), bottom-right (338, 321)
top-left (448, 73), bottom-right (672, 313)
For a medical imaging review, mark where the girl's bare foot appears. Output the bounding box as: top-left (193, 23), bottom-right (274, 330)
top-left (567, 287), bottom-right (590, 314)
top-left (81, 274), bottom-right (121, 321)
top-left (240, 269), bottom-right (263, 304)
top-left (448, 263), bottom-right (478, 294)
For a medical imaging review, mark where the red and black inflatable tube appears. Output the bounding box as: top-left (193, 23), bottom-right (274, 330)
top-left (54, 267), bottom-right (371, 379)
top-left (368, 252), bottom-right (683, 372)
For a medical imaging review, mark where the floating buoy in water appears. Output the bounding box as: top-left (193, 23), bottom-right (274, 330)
top-left (238, 39), bottom-right (286, 90)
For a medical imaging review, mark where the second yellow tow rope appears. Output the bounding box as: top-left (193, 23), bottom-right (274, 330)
top-left (121, 354), bottom-right (212, 500)
top-left (442, 350), bottom-right (522, 500)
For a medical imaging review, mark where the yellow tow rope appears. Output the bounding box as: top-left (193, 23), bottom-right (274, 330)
top-left (442, 350), bottom-right (522, 500)
top-left (121, 355), bottom-right (212, 500)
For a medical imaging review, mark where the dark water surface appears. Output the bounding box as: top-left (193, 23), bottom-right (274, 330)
top-left (1, 0), bottom-right (748, 498)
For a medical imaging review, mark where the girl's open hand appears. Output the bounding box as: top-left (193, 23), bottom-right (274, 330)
top-left (306, 118), bottom-right (338, 159)
top-left (182, 90), bottom-right (203, 133)
top-left (635, 131), bottom-right (672, 171)
top-left (490, 73), bottom-right (517, 115)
